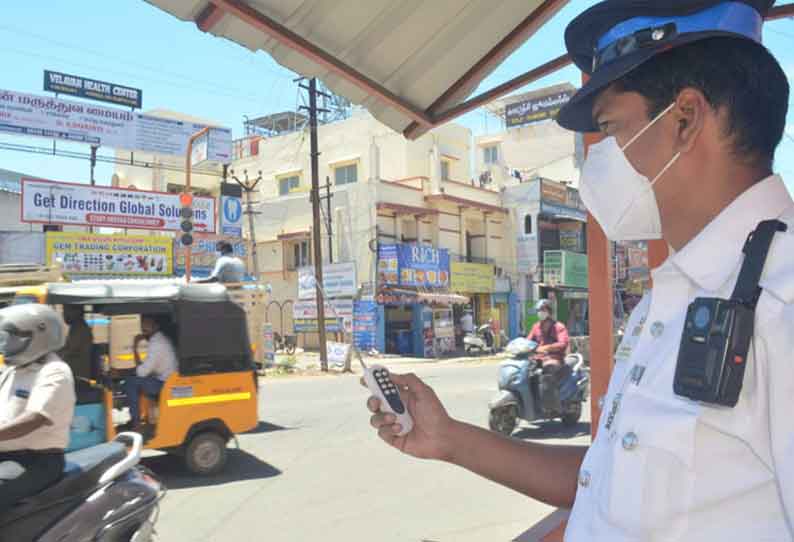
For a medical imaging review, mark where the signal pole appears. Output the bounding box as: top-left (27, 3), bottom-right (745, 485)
top-left (230, 169), bottom-right (262, 278)
top-left (299, 77), bottom-right (331, 371)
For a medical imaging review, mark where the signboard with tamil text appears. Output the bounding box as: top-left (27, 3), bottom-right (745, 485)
top-left (298, 262), bottom-right (357, 300)
top-left (22, 178), bottom-right (216, 232)
top-left (450, 262), bottom-right (495, 293)
top-left (0, 88), bottom-right (231, 162)
top-left (505, 89), bottom-right (575, 128)
top-left (44, 70), bottom-right (142, 109)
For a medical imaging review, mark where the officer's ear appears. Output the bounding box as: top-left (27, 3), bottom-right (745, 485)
top-left (672, 88), bottom-right (707, 154)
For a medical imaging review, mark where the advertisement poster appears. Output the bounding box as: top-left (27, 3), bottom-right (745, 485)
top-left (293, 298), bottom-right (354, 333)
top-left (327, 342), bottom-right (351, 367)
top-left (43, 70), bottom-right (142, 109)
top-left (262, 323), bottom-right (275, 364)
top-left (353, 300), bottom-right (378, 351)
top-left (377, 244), bottom-right (399, 285)
top-left (46, 232), bottom-right (172, 276)
top-left (0, 88), bottom-right (231, 161)
top-left (220, 195), bottom-right (243, 238)
top-left (22, 178), bottom-right (216, 232)
top-left (175, 234), bottom-right (246, 277)
top-left (298, 262), bottom-right (357, 300)
top-left (450, 262), bottom-right (495, 293)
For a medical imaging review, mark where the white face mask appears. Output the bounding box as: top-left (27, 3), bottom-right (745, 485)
top-left (579, 103), bottom-right (681, 241)
top-left (538, 310), bottom-right (551, 321)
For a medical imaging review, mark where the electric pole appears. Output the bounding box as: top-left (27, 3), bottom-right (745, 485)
top-left (320, 176), bottom-right (333, 263)
top-left (300, 77), bottom-right (331, 371)
top-left (89, 145), bottom-right (98, 233)
top-left (230, 169), bottom-right (262, 278)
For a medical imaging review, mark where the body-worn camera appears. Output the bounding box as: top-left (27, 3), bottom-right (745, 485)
top-left (674, 220), bottom-right (787, 407)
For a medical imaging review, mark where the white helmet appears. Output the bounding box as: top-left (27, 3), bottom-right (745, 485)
top-left (0, 304), bottom-right (65, 366)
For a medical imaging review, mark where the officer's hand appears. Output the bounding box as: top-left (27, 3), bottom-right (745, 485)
top-left (363, 372), bottom-right (458, 461)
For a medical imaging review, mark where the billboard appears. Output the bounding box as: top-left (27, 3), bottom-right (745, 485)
top-left (46, 232), bottom-right (172, 276)
top-left (377, 244), bottom-right (450, 288)
top-left (293, 298), bottom-right (354, 333)
top-left (505, 89), bottom-right (575, 128)
top-left (0, 88), bottom-right (231, 162)
top-left (22, 178), bottom-right (216, 232)
top-left (450, 262), bottom-right (495, 293)
top-left (543, 250), bottom-right (588, 289)
top-left (44, 70), bottom-right (142, 109)
top-left (220, 195), bottom-right (243, 238)
top-left (298, 262), bottom-right (357, 300)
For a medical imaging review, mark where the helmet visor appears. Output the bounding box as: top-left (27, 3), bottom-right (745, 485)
top-left (0, 325), bottom-right (31, 357)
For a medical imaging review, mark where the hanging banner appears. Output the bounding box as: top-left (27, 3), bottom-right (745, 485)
top-left (377, 244), bottom-right (399, 285)
top-left (45, 232), bottom-right (172, 276)
top-left (298, 262), bottom-right (357, 300)
top-left (44, 70), bottom-right (142, 109)
top-left (0, 88), bottom-right (231, 162)
top-left (22, 178), bottom-right (216, 232)
top-left (293, 298), bottom-right (354, 333)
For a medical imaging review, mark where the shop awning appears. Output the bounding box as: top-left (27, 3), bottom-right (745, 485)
top-left (142, 0), bottom-right (570, 138)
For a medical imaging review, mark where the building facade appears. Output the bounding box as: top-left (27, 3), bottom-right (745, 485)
top-left (234, 111), bottom-right (520, 355)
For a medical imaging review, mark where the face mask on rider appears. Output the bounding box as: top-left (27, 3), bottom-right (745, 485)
top-left (579, 102), bottom-right (681, 242)
top-left (538, 310), bottom-right (551, 321)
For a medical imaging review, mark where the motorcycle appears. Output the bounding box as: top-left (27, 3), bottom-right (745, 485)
top-left (0, 432), bottom-right (164, 542)
top-left (273, 332), bottom-right (297, 355)
top-left (463, 324), bottom-right (496, 355)
top-left (488, 338), bottom-right (590, 435)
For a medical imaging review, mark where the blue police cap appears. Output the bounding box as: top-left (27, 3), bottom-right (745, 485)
top-left (557, 0), bottom-right (774, 132)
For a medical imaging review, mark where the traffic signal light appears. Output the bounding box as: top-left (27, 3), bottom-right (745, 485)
top-left (179, 192), bottom-right (194, 246)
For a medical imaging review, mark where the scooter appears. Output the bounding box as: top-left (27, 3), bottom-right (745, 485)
top-left (0, 432), bottom-right (164, 542)
top-left (488, 338), bottom-right (590, 435)
top-left (463, 324), bottom-right (496, 355)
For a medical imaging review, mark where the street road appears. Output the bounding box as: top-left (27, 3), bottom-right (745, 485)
top-left (147, 361), bottom-right (591, 542)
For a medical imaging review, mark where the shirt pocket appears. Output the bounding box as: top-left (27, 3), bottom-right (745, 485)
top-left (597, 389), bottom-right (698, 537)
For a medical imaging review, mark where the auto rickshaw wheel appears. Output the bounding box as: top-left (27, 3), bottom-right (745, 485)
top-left (185, 432), bottom-right (228, 476)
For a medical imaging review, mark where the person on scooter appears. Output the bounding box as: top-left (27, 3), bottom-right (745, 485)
top-left (527, 299), bottom-right (570, 411)
top-left (0, 305), bottom-right (75, 514)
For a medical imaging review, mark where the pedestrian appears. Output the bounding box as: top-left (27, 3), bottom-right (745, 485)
top-left (364, 2), bottom-right (794, 540)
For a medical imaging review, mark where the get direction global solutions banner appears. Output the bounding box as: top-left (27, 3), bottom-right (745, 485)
top-left (46, 232), bottom-right (172, 276)
top-left (22, 179), bottom-right (216, 232)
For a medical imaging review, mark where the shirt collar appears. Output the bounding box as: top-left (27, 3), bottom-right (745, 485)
top-left (668, 175), bottom-right (793, 292)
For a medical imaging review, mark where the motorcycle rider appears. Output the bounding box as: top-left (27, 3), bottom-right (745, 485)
top-left (527, 299), bottom-right (570, 411)
top-left (0, 305), bottom-right (75, 514)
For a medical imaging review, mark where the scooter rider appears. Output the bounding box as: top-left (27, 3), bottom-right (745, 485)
top-left (528, 299), bottom-right (571, 411)
top-left (0, 305), bottom-right (75, 514)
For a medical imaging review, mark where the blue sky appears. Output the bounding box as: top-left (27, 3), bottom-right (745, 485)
top-left (2, 0), bottom-right (794, 190)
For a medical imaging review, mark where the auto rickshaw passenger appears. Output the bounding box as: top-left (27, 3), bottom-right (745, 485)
top-left (58, 305), bottom-right (93, 380)
top-left (123, 315), bottom-right (177, 430)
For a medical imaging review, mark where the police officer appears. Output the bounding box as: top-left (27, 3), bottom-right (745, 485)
top-left (365, 1), bottom-right (794, 540)
top-left (0, 305), bottom-right (75, 513)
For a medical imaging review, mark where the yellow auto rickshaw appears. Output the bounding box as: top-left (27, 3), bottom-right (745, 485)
top-left (17, 281), bottom-right (259, 475)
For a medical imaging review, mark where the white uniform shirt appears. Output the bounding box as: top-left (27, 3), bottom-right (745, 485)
top-left (209, 255), bottom-right (246, 283)
top-left (136, 331), bottom-right (178, 381)
top-left (566, 175), bottom-right (794, 541)
top-left (0, 353), bottom-right (75, 451)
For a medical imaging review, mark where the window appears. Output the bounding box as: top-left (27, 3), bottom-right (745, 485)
top-left (278, 175), bottom-right (301, 196)
top-left (441, 160), bottom-right (450, 181)
top-left (334, 164), bottom-right (358, 186)
top-left (483, 145), bottom-right (499, 165)
top-left (524, 215), bottom-right (532, 235)
top-left (291, 240), bottom-right (311, 269)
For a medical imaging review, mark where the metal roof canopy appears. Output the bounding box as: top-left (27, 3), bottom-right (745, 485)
top-left (143, 0), bottom-right (572, 139)
top-left (46, 282), bottom-right (232, 307)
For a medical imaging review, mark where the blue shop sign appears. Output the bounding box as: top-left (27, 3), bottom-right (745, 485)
top-left (397, 244), bottom-right (450, 288)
